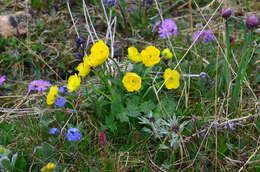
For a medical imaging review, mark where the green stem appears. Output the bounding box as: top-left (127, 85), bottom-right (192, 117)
top-left (224, 20), bottom-right (231, 90)
top-left (231, 28), bottom-right (253, 110)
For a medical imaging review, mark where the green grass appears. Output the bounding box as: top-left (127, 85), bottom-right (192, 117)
top-left (0, 0), bottom-right (259, 171)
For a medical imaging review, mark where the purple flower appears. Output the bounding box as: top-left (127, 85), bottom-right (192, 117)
top-left (246, 15), bottom-right (259, 28)
top-left (193, 30), bottom-right (216, 43)
top-left (66, 128), bottom-right (82, 142)
top-left (55, 96), bottom-right (67, 107)
top-left (28, 80), bottom-right (51, 92)
top-left (152, 19), bottom-right (178, 39)
top-left (0, 75), bottom-right (6, 85)
top-left (49, 128), bottom-right (59, 135)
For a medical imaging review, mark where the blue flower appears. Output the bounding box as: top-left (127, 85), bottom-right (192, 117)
top-left (58, 85), bottom-right (68, 93)
top-left (66, 128), bottom-right (82, 142)
top-left (55, 96), bottom-right (67, 107)
top-left (49, 128), bottom-right (59, 135)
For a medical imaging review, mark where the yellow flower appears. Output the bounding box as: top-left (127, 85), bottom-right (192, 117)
top-left (122, 72), bottom-right (142, 92)
top-left (141, 45), bottom-right (160, 67)
top-left (0, 147), bottom-right (6, 154)
top-left (40, 162), bottom-right (56, 172)
top-left (83, 54), bottom-right (106, 67)
top-left (76, 61), bottom-right (90, 77)
top-left (162, 48), bottom-right (173, 59)
top-left (46, 86), bottom-right (58, 105)
top-left (163, 68), bottom-right (180, 89)
top-left (67, 73), bottom-right (81, 92)
top-left (128, 46), bottom-right (142, 62)
top-left (85, 40), bottom-right (109, 67)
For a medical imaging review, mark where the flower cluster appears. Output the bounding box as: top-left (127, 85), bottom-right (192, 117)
top-left (28, 80), bottom-right (51, 92)
top-left (46, 40), bottom-right (110, 106)
top-left (66, 128), bottom-right (82, 142)
top-left (0, 75), bottom-right (6, 85)
top-left (193, 30), bottom-right (216, 43)
top-left (152, 19), bottom-right (178, 39)
top-left (40, 162), bottom-right (56, 172)
top-left (122, 45), bottom-right (180, 92)
top-left (48, 127), bottom-right (82, 142)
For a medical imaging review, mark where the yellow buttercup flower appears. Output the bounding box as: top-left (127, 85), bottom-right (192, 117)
top-left (46, 86), bottom-right (58, 105)
top-left (128, 46), bottom-right (142, 62)
top-left (163, 68), bottom-right (180, 89)
top-left (40, 162), bottom-right (56, 172)
top-left (122, 72), bottom-right (142, 92)
top-left (84, 54), bottom-right (106, 67)
top-left (141, 45), bottom-right (160, 67)
top-left (67, 73), bottom-right (81, 92)
top-left (85, 40), bottom-right (109, 67)
top-left (77, 61), bottom-right (90, 77)
top-left (162, 48), bottom-right (173, 59)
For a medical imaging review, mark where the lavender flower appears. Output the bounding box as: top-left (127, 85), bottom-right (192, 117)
top-left (0, 75), bottom-right (6, 85)
top-left (49, 128), bottom-right (59, 135)
top-left (246, 15), bottom-right (259, 28)
top-left (28, 80), bottom-right (51, 92)
top-left (193, 30), bottom-right (216, 43)
top-left (66, 128), bottom-right (82, 142)
top-left (103, 0), bottom-right (117, 7)
top-left (55, 96), bottom-right (67, 107)
top-left (152, 19), bottom-right (178, 39)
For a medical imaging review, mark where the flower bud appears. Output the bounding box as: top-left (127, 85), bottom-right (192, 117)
top-left (75, 35), bottom-right (86, 47)
top-left (221, 8), bottom-right (232, 19)
top-left (246, 15), bottom-right (260, 28)
top-left (162, 48), bottom-right (173, 59)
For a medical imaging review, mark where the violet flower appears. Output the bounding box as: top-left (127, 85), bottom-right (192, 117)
top-left (193, 30), bottom-right (216, 43)
top-left (152, 19), bottom-right (178, 39)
